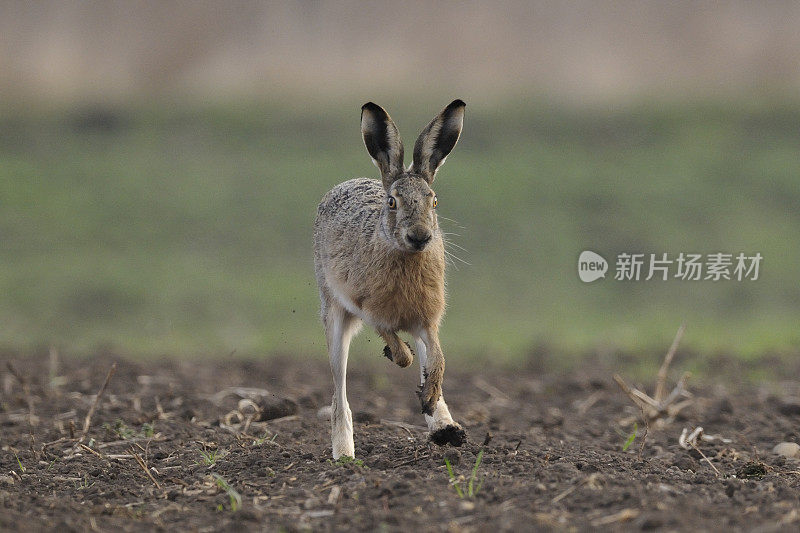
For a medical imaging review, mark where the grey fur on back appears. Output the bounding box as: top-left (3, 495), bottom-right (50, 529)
top-left (313, 177), bottom-right (386, 312)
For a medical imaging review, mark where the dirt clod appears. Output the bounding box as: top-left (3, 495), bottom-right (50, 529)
top-left (736, 461), bottom-right (768, 479)
top-left (254, 397), bottom-right (297, 421)
top-left (443, 448), bottom-right (461, 466)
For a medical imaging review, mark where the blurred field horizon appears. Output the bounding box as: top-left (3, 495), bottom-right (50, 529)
top-left (1, 2), bottom-right (799, 365)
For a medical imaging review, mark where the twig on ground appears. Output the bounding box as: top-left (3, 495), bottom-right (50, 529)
top-left (42, 437), bottom-right (69, 451)
top-left (613, 324), bottom-right (693, 423)
top-left (551, 474), bottom-right (603, 504)
top-left (6, 362), bottom-right (37, 427)
top-left (678, 427), bottom-right (704, 449)
top-left (679, 427), bottom-right (723, 477)
top-left (638, 405), bottom-right (649, 461)
top-left (79, 443), bottom-right (107, 460)
top-left (690, 441), bottom-right (721, 477)
top-left (47, 346), bottom-right (62, 394)
top-left (97, 435), bottom-right (165, 449)
top-left (592, 508), bottom-right (640, 526)
top-left (551, 484), bottom-right (576, 504)
top-left (209, 387), bottom-right (272, 406)
top-left (655, 324), bottom-right (686, 402)
top-left (269, 414), bottom-right (299, 424)
top-left (327, 485), bottom-right (342, 506)
top-left (576, 390), bottom-right (603, 415)
top-left (380, 419), bottom-right (427, 433)
top-left (393, 454), bottom-right (431, 468)
top-left (130, 446), bottom-right (161, 489)
top-left (613, 374), bottom-right (648, 410)
top-left (80, 363), bottom-right (117, 441)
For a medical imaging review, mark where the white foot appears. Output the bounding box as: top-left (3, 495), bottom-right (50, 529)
top-left (425, 396), bottom-right (466, 446)
top-left (331, 401), bottom-right (355, 459)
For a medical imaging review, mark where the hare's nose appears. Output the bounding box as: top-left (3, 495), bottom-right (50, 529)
top-left (406, 231), bottom-right (432, 250)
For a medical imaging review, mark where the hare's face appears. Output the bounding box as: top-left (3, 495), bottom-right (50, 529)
top-left (361, 100), bottom-right (464, 253)
top-left (383, 175), bottom-right (439, 253)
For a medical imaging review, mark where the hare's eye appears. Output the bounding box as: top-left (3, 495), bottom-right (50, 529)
top-left (433, 196), bottom-right (438, 208)
top-left (387, 196), bottom-right (396, 209)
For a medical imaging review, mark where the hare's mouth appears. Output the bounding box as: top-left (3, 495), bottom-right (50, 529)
top-left (403, 232), bottom-right (432, 252)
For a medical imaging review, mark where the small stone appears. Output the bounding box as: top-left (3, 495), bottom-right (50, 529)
top-left (772, 442), bottom-right (800, 458)
top-left (459, 501), bottom-right (475, 511)
top-left (0, 475), bottom-right (14, 485)
top-left (317, 405), bottom-right (332, 419)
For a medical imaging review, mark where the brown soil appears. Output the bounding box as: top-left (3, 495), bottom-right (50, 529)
top-left (1, 351), bottom-right (799, 532)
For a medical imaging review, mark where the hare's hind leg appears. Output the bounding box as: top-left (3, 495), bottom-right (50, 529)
top-left (378, 329), bottom-right (413, 368)
top-left (324, 297), bottom-right (361, 459)
top-left (414, 333), bottom-right (466, 447)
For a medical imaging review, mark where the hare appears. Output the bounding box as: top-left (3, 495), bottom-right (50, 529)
top-left (314, 100), bottom-right (467, 459)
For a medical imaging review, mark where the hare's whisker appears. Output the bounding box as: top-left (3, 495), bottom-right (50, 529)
top-left (444, 248), bottom-right (471, 266)
top-left (439, 216), bottom-right (466, 228)
top-left (444, 240), bottom-right (469, 253)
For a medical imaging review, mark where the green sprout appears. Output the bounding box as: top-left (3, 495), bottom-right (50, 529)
top-left (103, 419), bottom-right (136, 439)
top-left (253, 429), bottom-right (277, 446)
top-left (329, 456), bottom-right (366, 467)
top-left (445, 449), bottom-right (485, 498)
top-left (198, 448), bottom-right (219, 466)
top-left (14, 453), bottom-right (26, 474)
top-left (212, 474), bottom-right (241, 512)
top-left (622, 423), bottom-right (638, 451)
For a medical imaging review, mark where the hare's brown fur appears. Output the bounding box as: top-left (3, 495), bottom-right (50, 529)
top-left (315, 179), bottom-right (446, 333)
top-left (314, 101), bottom-right (466, 459)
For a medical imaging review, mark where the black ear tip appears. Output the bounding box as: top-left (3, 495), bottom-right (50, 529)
top-left (362, 102), bottom-right (390, 121)
top-left (449, 99), bottom-right (466, 108)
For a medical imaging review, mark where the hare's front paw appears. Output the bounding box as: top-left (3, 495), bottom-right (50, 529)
top-left (417, 379), bottom-right (441, 416)
top-left (382, 342), bottom-right (413, 368)
top-left (430, 424), bottom-right (466, 446)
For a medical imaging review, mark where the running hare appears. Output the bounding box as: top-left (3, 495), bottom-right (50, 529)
top-left (314, 100), bottom-right (467, 459)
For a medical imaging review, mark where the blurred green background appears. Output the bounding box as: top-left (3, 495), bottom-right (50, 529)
top-left (1, 2), bottom-right (799, 362)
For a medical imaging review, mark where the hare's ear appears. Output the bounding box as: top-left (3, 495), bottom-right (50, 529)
top-left (411, 99), bottom-right (465, 183)
top-left (361, 102), bottom-right (404, 189)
